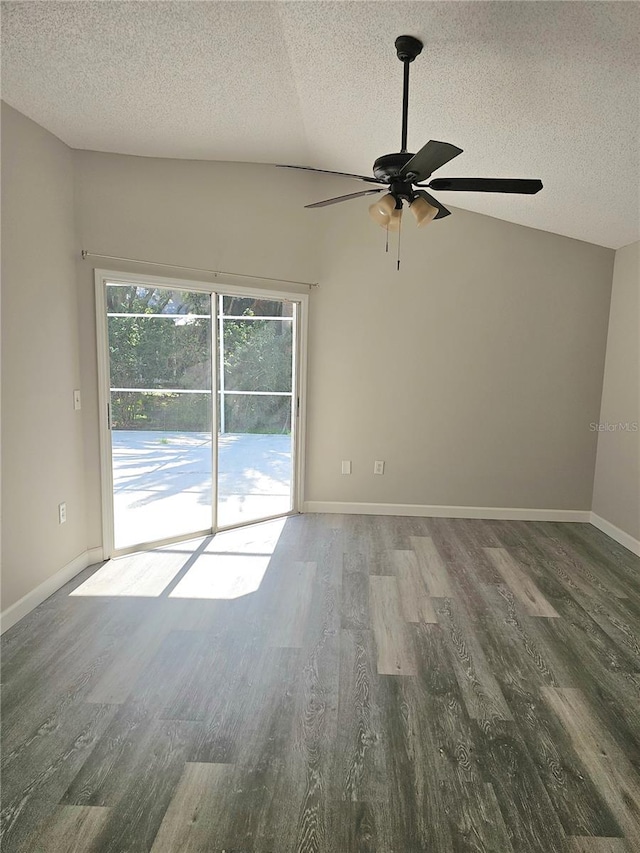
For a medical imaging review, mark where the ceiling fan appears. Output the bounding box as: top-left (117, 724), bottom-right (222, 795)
top-left (278, 35), bottom-right (543, 232)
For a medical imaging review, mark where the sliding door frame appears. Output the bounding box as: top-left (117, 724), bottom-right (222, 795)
top-left (95, 268), bottom-right (309, 559)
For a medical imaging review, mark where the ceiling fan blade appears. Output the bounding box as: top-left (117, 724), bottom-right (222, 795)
top-left (278, 164), bottom-right (385, 185)
top-left (427, 178), bottom-right (543, 194)
top-left (416, 190), bottom-right (451, 220)
top-left (400, 140), bottom-right (463, 182)
top-left (305, 189), bottom-right (384, 209)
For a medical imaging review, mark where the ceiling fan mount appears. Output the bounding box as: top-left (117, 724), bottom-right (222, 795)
top-left (277, 34), bottom-right (542, 232)
top-left (394, 34), bottom-right (423, 63)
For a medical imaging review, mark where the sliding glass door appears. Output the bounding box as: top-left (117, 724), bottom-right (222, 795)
top-left (97, 273), bottom-right (304, 556)
top-left (106, 284), bottom-right (213, 550)
top-left (217, 295), bottom-right (295, 528)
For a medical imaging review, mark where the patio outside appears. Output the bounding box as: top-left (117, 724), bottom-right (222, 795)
top-left (112, 430), bottom-right (292, 549)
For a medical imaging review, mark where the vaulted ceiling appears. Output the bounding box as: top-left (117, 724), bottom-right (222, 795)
top-left (2, 1), bottom-right (639, 248)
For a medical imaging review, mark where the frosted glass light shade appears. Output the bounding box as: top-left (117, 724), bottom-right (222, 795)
top-left (369, 202), bottom-right (391, 227)
top-left (376, 194), bottom-right (396, 216)
top-left (410, 196), bottom-right (438, 227)
top-left (386, 208), bottom-right (403, 232)
top-left (368, 193), bottom-right (398, 228)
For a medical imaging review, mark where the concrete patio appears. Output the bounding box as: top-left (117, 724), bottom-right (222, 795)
top-left (112, 430), bottom-right (292, 549)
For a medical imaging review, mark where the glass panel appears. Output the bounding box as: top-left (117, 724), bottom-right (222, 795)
top-left (222, 295), bottom-right (294, 317)
top-left (107, 285), bottom-right (212, 549)
top-left (223, 318), bottom-right (293, 393)
top-left (217, 295), bottom-right (294, 528)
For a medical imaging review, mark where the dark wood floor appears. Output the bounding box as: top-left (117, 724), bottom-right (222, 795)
top-left (2, 514), bottom-right (640, 852)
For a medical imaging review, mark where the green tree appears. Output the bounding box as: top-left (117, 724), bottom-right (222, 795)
top-left (107, 286), bottom-right (292, 433)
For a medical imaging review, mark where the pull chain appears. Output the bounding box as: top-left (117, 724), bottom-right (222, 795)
top-left (397, 213), bottom-right (402, 271)
top-left (385, 226), bottom-right (389, 253)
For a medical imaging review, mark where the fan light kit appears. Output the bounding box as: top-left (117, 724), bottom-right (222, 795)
top-left (279, 35), bottom-right (543, 268)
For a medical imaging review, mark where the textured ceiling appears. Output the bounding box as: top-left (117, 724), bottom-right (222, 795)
top-left (2, 1), bottom-right (639, 248)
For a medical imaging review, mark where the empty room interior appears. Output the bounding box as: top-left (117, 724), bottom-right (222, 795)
top-left (1, 2), bottom-right (640, 851)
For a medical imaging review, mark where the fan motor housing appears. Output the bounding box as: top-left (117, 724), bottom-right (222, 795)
top-left (373, 152), bottom-right (415, 182)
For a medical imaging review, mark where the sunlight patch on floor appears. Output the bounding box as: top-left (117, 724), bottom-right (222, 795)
top-left (168, 553), bottom-right (272, 599)
top-left (70, 518), bottom-right (287, 599)
top-left (205, 517), bottom-right (287, 554)
top-left (70, 550), bottom-right (189, 597)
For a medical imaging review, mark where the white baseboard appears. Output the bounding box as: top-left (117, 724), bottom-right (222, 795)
top-left (1, 547), bottom-right (105, 635)
top-left (303, 501), bottom-right (591, 522)
top-left (590, 513), bottom-right (640, 557)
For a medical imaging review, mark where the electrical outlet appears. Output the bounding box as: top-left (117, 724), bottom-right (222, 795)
top-left (73, 389), bottom-right (82, 410)
top-left (374, 460), bottom-right (385, 475)
top-left (341, 460), bottom-right (352, 475)
top-left (59, 502), bottom-right (67, 524)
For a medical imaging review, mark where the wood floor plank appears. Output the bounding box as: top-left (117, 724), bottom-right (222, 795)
top-left (61, 712), bottom-right (197, 806)
top-left (70, 550), bottom-right (188, 598)
top-left (23, 805), bottom-right (109, 852)
top-left (496, 541), bottom-right (639, 676)
top-left (428, 517), bottom-right (504, 586)
top-left (411, 536), bottom-right (453, 596)
top-left (474, 718), bottom-right (569, 853)
top-left (2, 514), bottom-right (639, 852)
top-left (149, 763), bottom-right (235, 852)
top-left (222, 648), bottom-right (303, 851)
top-left (267, 561), bottom-right (316, 648)
top-left (514, 534), bottom-right (640, 667)
top-left (344, 515), bottom-right (402, 573)
top-left (542, 686), bottom-right (640, 844)
top-left (551, 522), bottom-right (640, 603)
top-left (411, 622), bottom-right (481, 783)
top-left (485, 546), bottom-right (560, 617)
top-left (441, 780), bottom-right (515, 853)
top-left (341, 553), bottom-right (369, 630)
top-left (547, 595), bottom-right (639, 675)
top-left (524, 523), bottom-right (634, 607)
top-left (1, 603), bottom-right (125, 751)
top-left (368, 576), bottom-right (416, 675)
top-left (328, 800), bottom-right (382, 853)
top-left (435, 597), bottom-right (513, 721)
top-left (533, 618), bottom-right (640, 768)
top-left (65, 719), bottom-right (199, 853)
top-left (85, 611), bottom-right (172, 704)
top-left (568, 838), bottom-right (632, 852)
top-left (500, 685), bottom-right (623, 837)
top-left (0, 703), bottom-right (116, 852)
top-left (333, 629), bottom-right (386, 803)
top-left (377, 674), bottom-right (454, 851)
top-left (1, 798), bottom-right (59, 853)
top-left (291, 556), bottom-right (341, 853)
top-left (390, 549), bottom-right (438, 623)
top-left (476, 582), bottom-right (575, 688)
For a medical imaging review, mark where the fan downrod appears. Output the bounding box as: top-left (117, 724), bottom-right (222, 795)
top-left (395, 35), bottom-right (423, 62)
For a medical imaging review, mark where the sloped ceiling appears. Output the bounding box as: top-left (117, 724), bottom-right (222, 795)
top-left (2, 1), bottom-right (639, 248)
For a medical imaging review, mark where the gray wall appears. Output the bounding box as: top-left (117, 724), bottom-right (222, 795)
top-left (592, 240), bottom-right (640, 540)
top-left (0, 102), bottom-right (622, 612)
top-left (74, 150), bottom-right (614, 528)
top-left (306, 193), bottom-right (614, 510)
top-left (1, 103), bottom-right (86, 610)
